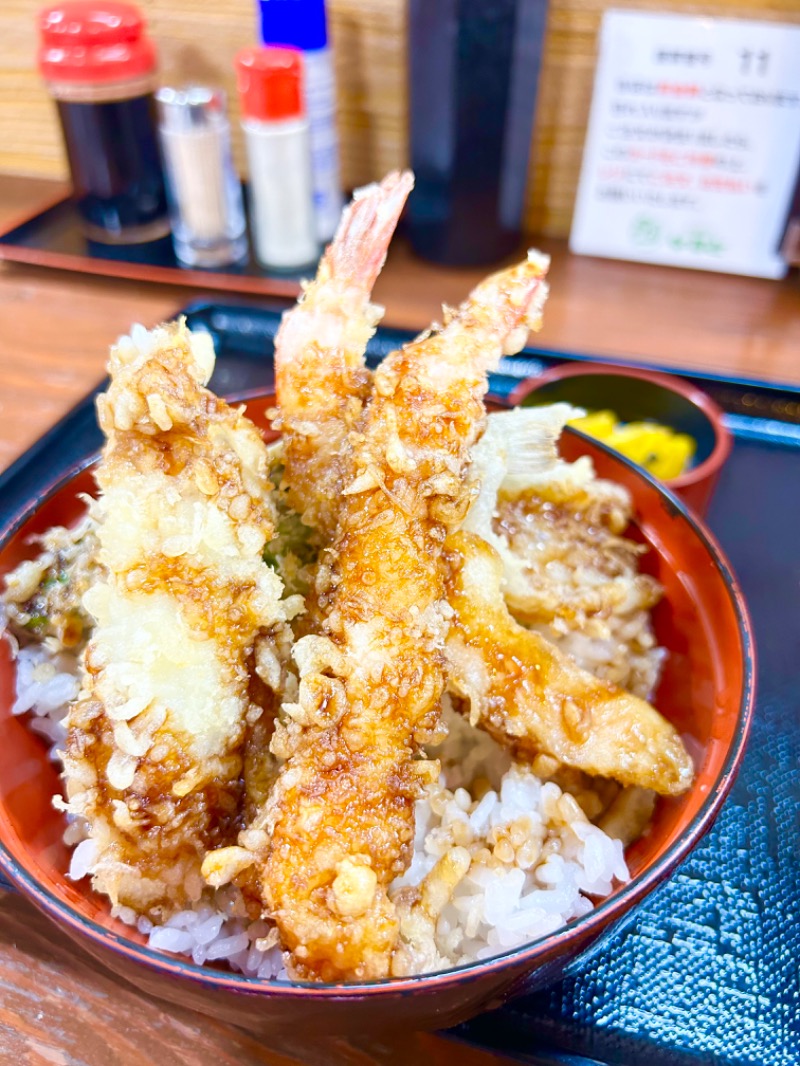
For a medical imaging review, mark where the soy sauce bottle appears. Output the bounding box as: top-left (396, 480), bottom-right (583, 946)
top-left (407, 0), bottom-right (549, 266)
top-left (38, 2), bottom-right (169, 245)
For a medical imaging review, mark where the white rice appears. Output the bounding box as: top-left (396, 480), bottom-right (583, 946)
top-left (7, 640), bottom-right (631, 980)
top-left (9, 643), bottom-right (79, 757)
top-left (393, 766), bottom-right (627, 965)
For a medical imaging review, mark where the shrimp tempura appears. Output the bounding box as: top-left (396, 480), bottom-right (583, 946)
top-left (238, 173), bottom-right (414, 828)
top-left (202, 172), bottom-right (413, 902)
top-left (445, 404), bottom-right (693, 794)
top-left (248, 252), bottom-right (550, 982)
top-left (274, 170), bottom-right (414, 539)
top-left (63, 322), bottom-right (300, 917)
top-left (445, 531), bottom-right (694, 795)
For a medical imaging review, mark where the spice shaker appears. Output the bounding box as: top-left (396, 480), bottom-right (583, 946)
top-left (236, 47), bottom-right (318, 272)
top-left (157, 87), bottom-right (247, 268)
top-left (257, 0), bottom-right (343, 243)
top-left (38, 1), bottom-right (169, 245)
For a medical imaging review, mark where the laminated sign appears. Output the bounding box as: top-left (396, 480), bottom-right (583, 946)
top-left (570, 11), bottom-right (800, 278)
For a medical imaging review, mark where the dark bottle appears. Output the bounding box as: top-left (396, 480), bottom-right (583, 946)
top-left (779, 166), bottom-right (800, 268)
top-left (38, 2), bottom-right (169, 245)
top-left (407, 0), bottom-right (549, 266)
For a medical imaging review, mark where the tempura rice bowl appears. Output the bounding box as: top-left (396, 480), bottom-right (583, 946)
top-left (0, 400), bottom-right (754, 1036)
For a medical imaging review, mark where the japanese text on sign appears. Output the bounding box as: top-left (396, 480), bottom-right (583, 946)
top-left (570, 12), bottom-right (800, 278)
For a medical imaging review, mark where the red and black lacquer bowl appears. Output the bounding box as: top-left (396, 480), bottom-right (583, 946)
top-left (509, 363), bottom-right (732, 516)
top-left (0, 395), bottom-right (755, 1038)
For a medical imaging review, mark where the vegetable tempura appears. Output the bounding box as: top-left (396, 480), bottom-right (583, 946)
top-left (62, 323), bottom-right (301, 915)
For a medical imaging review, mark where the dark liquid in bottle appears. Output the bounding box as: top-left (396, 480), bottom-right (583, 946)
top-left (407, 0), bottom-right (547, 266)
top-left (56, 94), bottom-right (168, 241)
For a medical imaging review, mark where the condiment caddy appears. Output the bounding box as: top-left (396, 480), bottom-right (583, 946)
top-left (32, 0), bottom-right (340, 278)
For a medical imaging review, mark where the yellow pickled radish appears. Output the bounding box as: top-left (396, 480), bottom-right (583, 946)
top-left (568, 410), bottom-right (618, 440)
top-left (567, 411), bottom-right (696, 478)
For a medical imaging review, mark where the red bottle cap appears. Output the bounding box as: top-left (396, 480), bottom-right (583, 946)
top-left (235, 46), bottom-right (305, 123)
top-left (38, 1), bottom-right (157, 84)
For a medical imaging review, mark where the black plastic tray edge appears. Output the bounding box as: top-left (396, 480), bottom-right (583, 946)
top-left (0, 195), bottom-right (315, 289)
top-left (180, 295), bottom-right (800, 398)
top-left (3, 298), bottom-right (800, 517)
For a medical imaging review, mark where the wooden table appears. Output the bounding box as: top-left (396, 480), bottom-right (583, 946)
top-left (0, 174), bottom-right (798, 1065)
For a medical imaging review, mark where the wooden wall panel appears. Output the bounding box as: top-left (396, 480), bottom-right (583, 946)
top-left (0, 0), bottom-right (797, 236)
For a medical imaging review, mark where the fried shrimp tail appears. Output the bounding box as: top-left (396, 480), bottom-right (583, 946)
top-left (225, 250), bottom-right (550, 982)
top-left (63, 322), bottom-right (301, 916)
top-left (274, 170), bottom-right (414, 538)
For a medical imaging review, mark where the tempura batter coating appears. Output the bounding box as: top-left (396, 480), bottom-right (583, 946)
top-left (450, 406), bottom-right (693, 793)
top-left (254, 253), bottom-right (551, 982)
top-left (464, 407), bottom-right (665, 698)
top-left (445, 530), bottom-right (694, 795)
top-left (203, 174), bottom-right (414, 909)
top-left (274, 171), bottom-right (413, 540)
top-left (2, 517), bottom-right (98, 653)
top-left (63, 323), bottom-right (300, 916)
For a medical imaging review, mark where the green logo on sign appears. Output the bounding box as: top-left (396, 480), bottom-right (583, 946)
top-left (631, 215), bottom-right (661, 246)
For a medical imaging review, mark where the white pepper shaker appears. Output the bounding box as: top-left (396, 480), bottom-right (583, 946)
top-left (256, 0), bottom-right (344, 243)
top-left (235, 47), bottom-right (318, 271)
top-left (157, 86), bottom-right (248, 268)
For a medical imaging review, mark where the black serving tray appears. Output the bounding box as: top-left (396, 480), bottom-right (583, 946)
top-left (0, 193), bottom-right (310, 299)
top-left (1, 301), bottom-right (798, 1066)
